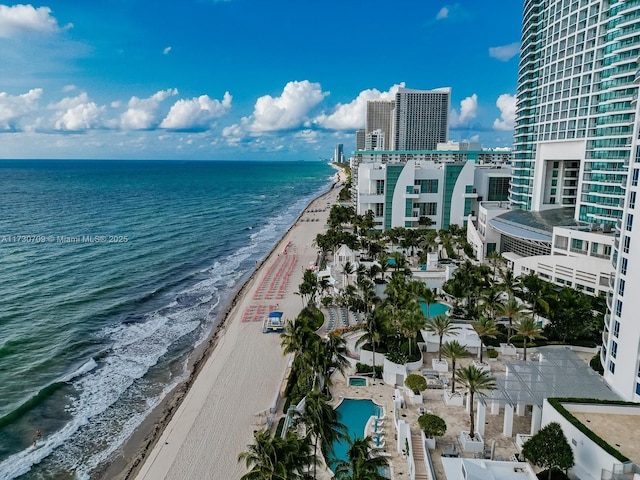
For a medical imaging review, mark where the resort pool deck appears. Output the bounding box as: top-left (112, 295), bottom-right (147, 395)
top-left (330, 398), bottom-right (383, 469)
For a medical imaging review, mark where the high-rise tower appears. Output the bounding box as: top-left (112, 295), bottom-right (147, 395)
top-left (392, 87), bottom-right (450, 151)
top-left (366, 100), bottom-right (394, 150)
top-left (513, 0), bottom-right (640, 401)
top-left (512, 0), bottom-right (634, 227)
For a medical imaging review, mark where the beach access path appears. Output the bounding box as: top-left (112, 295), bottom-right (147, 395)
top-left (135, 179), bottom-right (343, 480)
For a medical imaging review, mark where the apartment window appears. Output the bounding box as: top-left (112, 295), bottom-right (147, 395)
top-left (623, 236), bottom-right (631, 254)
top-left (611, 341), bottom-right (618, 359)
top-left (609, 361), bottom-right (616, 374)
top-left (618, 279), bottom-right (625, 297)
top-left (375, 203), bottom-right (384, 217)
top-left (633, 169), bottom-right (639, 187)
top-left (613, 320), bottom-right (620, 338)
top-left (616, 299), bottom-right (623, 317)
top-left (376, 180), bottom-right (385, 195)
top-left (630, 192), bottom-right (637, 210)
top-left (636, 383), bottom-right (640, 395)
top-left (627, 214), bottom-right (634, 232)
top-left (621, 257), bottom-right (628, 275)
top-left (424, 202), bottom-right (437, 216)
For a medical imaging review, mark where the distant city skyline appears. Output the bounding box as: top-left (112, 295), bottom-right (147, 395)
top-left (0, 1), bottom-right (523, 160)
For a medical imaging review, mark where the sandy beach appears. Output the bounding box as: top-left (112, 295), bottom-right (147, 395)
top-left (111, 174), bottom-right (344, 480)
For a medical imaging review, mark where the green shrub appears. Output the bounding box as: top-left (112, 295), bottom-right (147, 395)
top-left (418, 413), bottom-right (447, 438)
top-left (590, 354), bottom-right (604, 375)
top-left (487, 349), bottom-right (499, 359)
top-left (405, 374), bottom-right (427, 394)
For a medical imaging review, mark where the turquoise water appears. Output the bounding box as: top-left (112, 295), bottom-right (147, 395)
top-left (348, 377), bottom-right (367, 387)
top-left (421, 301), bottom-right (451, 318)
top-left (331, 399), bottom-right (381, 468)
top-left (0, 159), bottom-right (334, 479)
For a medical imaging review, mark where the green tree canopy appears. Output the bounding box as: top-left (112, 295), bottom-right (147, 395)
top-left (404, 373), bottom-right (427, 394)
top-left (522, 422), bottom-right (575, 480)
top-left (418, 413), bottom-right (447, 438)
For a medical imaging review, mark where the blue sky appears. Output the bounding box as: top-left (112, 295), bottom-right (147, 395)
top-left (0, 1), bottom-right (523, 160)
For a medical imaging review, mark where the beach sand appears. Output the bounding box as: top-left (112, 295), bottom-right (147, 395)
top-left (104, 173), bottom-right (344, 480)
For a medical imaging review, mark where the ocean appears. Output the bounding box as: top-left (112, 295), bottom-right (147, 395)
top-left (0, 159), bottom-right (335, 479)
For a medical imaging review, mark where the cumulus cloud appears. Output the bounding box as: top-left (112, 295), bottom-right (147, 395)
top-left (249, 80), bottom-right (327, 132)
top-left (450, 94), bottom-right (478, 127)
top-left (120, 89), bottom-right (178, 130)
top-left (0, 4), bottom-right (62, 37)
top-left (0, 88), bottom-right (42, 130)
top-left (62, 84), bottom-right (76, 93)
top-left (436, 7), bottom-right (449, 19)
top-left (222, 123), bottom-right (244, 145)
top-left (489, 43), bottom-right (520, 62)
top-left (314, 83), bottom-right (405, 130)
top-left (49, 92), bottom-right (104, 131)
top-left (160, 92), bottom-right (232, 130)
top-left (493, 93), bottom-right (516, 131)
top-left (163, 46), bottom-right (171, 55)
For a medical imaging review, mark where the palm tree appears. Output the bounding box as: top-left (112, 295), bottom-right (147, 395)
top-left (355, 309), bottom-right (386, 375)
top-left (440, 340), bottom-right (469, 394)
top-left (455, 365), bottom-right (497, 439)
top-left (333, 436), bottom-right (389, 480)
top-left (323, 332), bottom-right (350, 381)
top-left (297, 390), bottom-right (347, 479)
top-left (238, 430), bottom-right (314, 480)
top-left (425, 315), bottom-right (460, 361)
top-left (280, 317), bottom-right (317, 358)
top-left (471, 317), bottom-right (499, 363)
top-left (342, 261), bottom-right (355, 288)
top-left (399, 303), bottom-right (427, 358)
top-left (515, 316), bottom-right (546, 360)
top-left (497, 296), bottom-right (528, 344)
top-left (421, 286), bottom-right (437, 319)
top-left (486, 250), bottom-right (503, 278)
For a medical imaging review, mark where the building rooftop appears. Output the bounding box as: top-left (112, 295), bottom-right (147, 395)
top-left (571, 407), bottom-right (640, 465)
top-left (485, 347), bottom-right (621, 407)
top-left (489, 207), bottom-right (582, 243)
top-left (441, 458), bottom-right (537, 480)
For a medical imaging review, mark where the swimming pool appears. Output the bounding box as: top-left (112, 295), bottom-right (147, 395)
top-left (420, 301), bottom-right (451, 318)
top-left (348, 376), bottom-right (368, 387)
top-left (330, 398), bottom-right (383, 470)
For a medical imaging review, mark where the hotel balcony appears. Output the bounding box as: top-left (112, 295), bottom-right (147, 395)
top-left (609, 274), bottom-right (615, 289)
top-left (404, 188), bottom-right (420, 199)
top-left (602, 329), bottom-right (609, 349)
top-left (634, 69), bottom-right (640, 84)
top-left (606, 291), bottom-right (613, 310)
top-left (358, 193), bottom-right (384, 204)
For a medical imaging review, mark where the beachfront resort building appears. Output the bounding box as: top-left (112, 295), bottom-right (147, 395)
top-left (502, 0), bottom-right (640, 402)
top-left (356, 128), bottom-right (366, 151)
top-left (351, 144), bottom-right (511, 231)
top-left (462, 0), bottom-right (640, 400)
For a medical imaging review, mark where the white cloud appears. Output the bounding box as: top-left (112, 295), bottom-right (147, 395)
top-left (450, 94), bottom-right (478, 127)
top-left (0, 88), bottom-right (42, 130)
top-left (489, 43), bottom-right (520, 61)
top-left (314, 83), bottom-right (405, 130)
top-left (160, 92), bottom-right (232, 130)
top-left (295, 129), bottom-right (319, 144)
top-left (249, 80), bottom-right (327, 132)
top-left (436, 7), bottom-right (449, 20)
top-left (62, 84), bottom-right (77, 93)
top-left (493, 93), bottom-right (516, 131)
top-left (0, 4), bottom-right (61, 37)
top-left (222, 123), bottom-right (244, 145)
top-left (163, 46), bottom-right (172, 55)
top-left (120, 89), bottom-right (178, 130)
top-left (49, 92), bottom-right (104, 131)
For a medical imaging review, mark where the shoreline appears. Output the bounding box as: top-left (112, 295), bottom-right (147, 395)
top-left (96, 171), bottom-right (344, 480)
